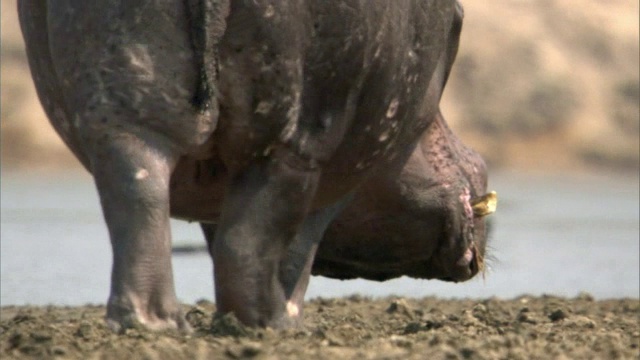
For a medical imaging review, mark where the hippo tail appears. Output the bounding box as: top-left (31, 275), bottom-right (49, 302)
top-left (186, 0), bottom-right (230, 113)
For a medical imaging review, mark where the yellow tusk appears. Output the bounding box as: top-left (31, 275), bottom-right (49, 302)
top-left (471, 191), bottom-right (498, 217)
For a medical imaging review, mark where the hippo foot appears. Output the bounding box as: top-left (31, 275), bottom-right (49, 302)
top-left (106, 296), bottom-right (192, 334)
top-left (211, 306), bottom-right (303, 336)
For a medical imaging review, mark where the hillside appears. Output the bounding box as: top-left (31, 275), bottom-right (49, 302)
top-left (2, 0), bottom-right (638, 172)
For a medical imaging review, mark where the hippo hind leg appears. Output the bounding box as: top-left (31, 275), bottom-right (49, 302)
top-left (88, 129), bottom-right (189, 332)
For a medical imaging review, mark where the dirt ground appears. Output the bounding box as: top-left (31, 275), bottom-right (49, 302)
top-left (1, 295), bottom-right (638, 359)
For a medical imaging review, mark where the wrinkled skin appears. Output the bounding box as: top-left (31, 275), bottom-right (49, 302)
top-left (19, 0), bottom-right (490, 331)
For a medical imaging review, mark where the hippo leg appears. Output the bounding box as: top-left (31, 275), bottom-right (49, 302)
top-left (210, 151), bottom-right (320, 328)
top-left (90, 132), bottom-right (188, 332)
top-left (200, 222), bottom-right (218, 258)
top-left (202, 197), bottom-right (349, 327)
top-left (278, 198), bottom-right (351, 325)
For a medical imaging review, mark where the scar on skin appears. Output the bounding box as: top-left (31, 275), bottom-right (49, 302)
top-left (386, 98), bottom-right (399, 118)
top-left (460, 187), bottom-right (473, 219)
top-left (378, 129), bottom-right (390, 142)
top-left (286, 301), bottom-right (299, 317)
top-left (135, 169), bottom-right (149, 180)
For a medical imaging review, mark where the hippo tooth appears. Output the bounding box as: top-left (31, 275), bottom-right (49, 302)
top-left (471, 191), bottom-right (498, 217)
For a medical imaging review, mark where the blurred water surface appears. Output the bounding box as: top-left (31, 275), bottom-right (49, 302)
top-left (1, 170), bottom-right (638, 306)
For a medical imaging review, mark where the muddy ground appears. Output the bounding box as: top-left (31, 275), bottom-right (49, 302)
top-left (1, 295), bottom-right (638, 359)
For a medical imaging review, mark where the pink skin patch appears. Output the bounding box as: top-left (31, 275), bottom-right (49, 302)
top-left (457, 247), bottom-right (474, 266)
top-left (460, 187), bottom-right (473, 220)
top-left (456, 187), bottom-right (475, 267)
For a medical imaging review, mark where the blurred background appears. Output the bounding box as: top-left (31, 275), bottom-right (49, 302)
top-left (2, 0), bottom-right (639, 306)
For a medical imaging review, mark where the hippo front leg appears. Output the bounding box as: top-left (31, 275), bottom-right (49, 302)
top-left (202, 197), bottom-right (349, 327)
top-left (277, 198), bottom-right (351, 324)
top-left (90, 132), bottom-right (189, 332)
top-left (211, 150), bottom-right (319, 328)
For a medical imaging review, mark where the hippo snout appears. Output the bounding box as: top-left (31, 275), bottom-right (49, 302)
top-left (434, 187), bottom-right (497, 282)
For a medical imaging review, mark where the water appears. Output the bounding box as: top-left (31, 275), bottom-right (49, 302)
top-left (1, 169), bottom-right (638, 306)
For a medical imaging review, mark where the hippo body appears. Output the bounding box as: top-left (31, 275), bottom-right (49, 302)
top-left (19, 0), bottom-right (491, 330)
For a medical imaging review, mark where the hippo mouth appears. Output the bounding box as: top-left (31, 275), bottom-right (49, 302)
top-left (442, 191), bottom-right (497, 282)
top-left (454, 240), bottom-right (483, 278)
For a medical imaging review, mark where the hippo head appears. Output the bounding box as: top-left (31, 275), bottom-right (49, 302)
top-left (312, 1), bottom-right (496, 283)
top-left (313, 111), bottom-right (496, 283)
top-left (401, 111), bottom-right (496, 282)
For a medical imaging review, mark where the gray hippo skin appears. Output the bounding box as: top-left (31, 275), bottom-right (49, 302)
top-left (19, 0), bottom-right (495, 330)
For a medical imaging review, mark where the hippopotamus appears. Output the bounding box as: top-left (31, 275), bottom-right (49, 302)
top-left (19, 0), bottom-right (496, 331)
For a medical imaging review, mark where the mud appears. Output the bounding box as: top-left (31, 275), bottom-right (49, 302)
top-left (1, 294), bottom-right (638, 359)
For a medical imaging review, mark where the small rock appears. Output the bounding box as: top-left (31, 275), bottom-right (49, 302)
top-left (185, 306), bottom-right (209, 329)
top-left (460, 347), bottom-right (475, 359)
top-left (563, 315), bottom-right (596, 329)
top-left (75, 322), bottom-right (93, 339)
top-left (575, 292), bottom-right (595, 301)
top-left (389, 335), bottom-right (413, 348)
top-left (461, 310), bottom-right (483, 327)
top-left (326, 334), bottom-right (345, 347)
top-left (8, 333), bottom-right (24, 349)
top-left (30, 331), bottom-right (52, 342)
top-left (403, 322), bottom-right (422, 334)
top-left (242, 341), bottom-right (263, 357)
top-left (517, 308), bottom-right (538, 324)
top-left (472, 303), bottom-right (489, 321)
top-left (211, 313), bottom-right (254, 338)
top-left (386, 299), bottom-right (415, 320)
top-left (548, 309), bottom-right (569, 322)
top-left (51, 346), bottom-right (67, 355)
top-left (424, 318), bottom-right (444, 331)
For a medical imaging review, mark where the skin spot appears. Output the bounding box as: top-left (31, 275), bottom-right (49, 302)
top-left (123, 44), bottom-right (154, 81)
top-left (135, 169), bottom-right (149, 180)
top-left (73, 114), bottom-right (81, 128)
top-left (319, 114), bottom-right (332, 130)
top-left (264, 5), bottom-right (275, 18)
top-left (386, 98), bottom-right (399, 118)
top-left (378, 130), bottom-right (390, 142)
top-left (254, 101), bottom-right (273, 115)
top-left (286, 301), bottom-right (299, 317)
top-left (456, 248), bottom-right (474, 266)
top-left (460, 187), bottom-right (473, 220)
top-left (281, 90), bottom-right (302, 141)
top-left (263, 145), bottom-right (274, 156)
